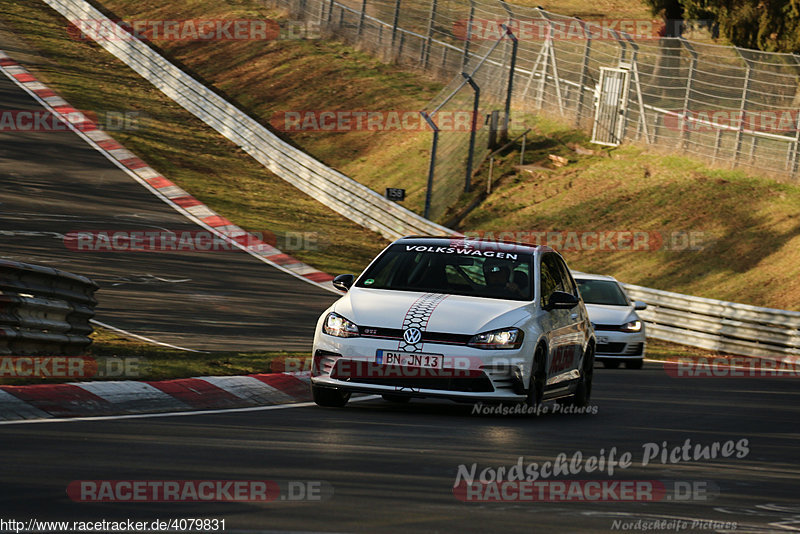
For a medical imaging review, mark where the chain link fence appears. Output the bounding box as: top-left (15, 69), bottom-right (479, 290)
top-left (418, 29), bottom-right (512, 221)
top-left (272, 0), bottom-right (800, 220)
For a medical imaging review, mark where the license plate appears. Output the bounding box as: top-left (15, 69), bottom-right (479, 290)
top-left (376, 350), bottom-right (443, 369)
top-left (597, 336), bottom-right (609, 344)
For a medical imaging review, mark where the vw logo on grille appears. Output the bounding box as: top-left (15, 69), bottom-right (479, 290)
top-left (403, 327), bottom-right (422, 345)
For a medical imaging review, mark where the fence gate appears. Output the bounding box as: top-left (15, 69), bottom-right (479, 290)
top-left (591, 67), bottom-right (630, 146)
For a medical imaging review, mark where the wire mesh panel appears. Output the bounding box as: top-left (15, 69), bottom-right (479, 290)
top-left (266, 0), bottom-right (800, 212)
top-left (422, 31), bottom-right (508, 222)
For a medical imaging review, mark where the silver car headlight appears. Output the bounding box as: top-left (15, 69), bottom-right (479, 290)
top-left (322, 312), bottom-right (360, 338)
top-left (620, 320), bottom-right (642, 333)
top-left (468, 328), bottom-right (523, 350)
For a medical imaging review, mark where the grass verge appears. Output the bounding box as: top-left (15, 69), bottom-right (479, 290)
top-left (644, 339), bottom-right (736, 362)
top-left (0, 328), bottom-right (310, 386)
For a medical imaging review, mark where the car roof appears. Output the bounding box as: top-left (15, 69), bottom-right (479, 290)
top-left (570, 271), bottom-right (620, 282)
top-left (395, 235), bottom-right (551, 254)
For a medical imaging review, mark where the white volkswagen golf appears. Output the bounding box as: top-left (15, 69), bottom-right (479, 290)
top-left (310, 236), bottom-right (596, 410)
top-left (572, 272), bottom-right (647, 369)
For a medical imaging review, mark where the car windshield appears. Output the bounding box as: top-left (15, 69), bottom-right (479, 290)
top-left (575, 279), bottom-right (629, 306)
top-left (355, 243), bottom-right (534, 301)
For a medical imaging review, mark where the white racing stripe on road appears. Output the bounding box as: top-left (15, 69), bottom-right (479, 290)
top-left (0, 390), bottom-right (51, 421)
top-left (158, 185), bottom-right (190, 199)
top-left (644, 358), bottom-right (798, 373)
top-left (73, 381), bottom-right (192, 412)
top-left (84, 129), bottom-right (111, 142)
top-left (198, 376), bottom-right (294, 404)
top-left (23, 81), bottom-right (46, 91)
top-left (0, 396), bottom-right (381, 426)
top-left (106, 147), bottom-right (136, 160)
top-left (90, 319), bottom-right (205, 353)
top-left (184, 204), bottom-right (216, 219)
top-left (134, 167), bottom-right (160, 180)
top-left (42, 96), bottom-right (68, 107)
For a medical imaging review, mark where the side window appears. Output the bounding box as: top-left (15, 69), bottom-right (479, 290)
top-left (554, 256), bottom-right (578, 296)
top-left (539, 255), bottom-right (560, 306)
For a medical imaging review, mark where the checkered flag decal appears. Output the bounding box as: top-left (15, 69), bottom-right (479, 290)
top-left (398, 293), bottom-right (449, 352)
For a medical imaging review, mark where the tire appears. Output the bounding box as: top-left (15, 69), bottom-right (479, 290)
top-left (311, 383), bottom-right (351, 407)
top-left (382, 394), bottom-right (411, 403)
top-left (625, 358), bottom-right (644, 370)
top-left (602, 360), bottom-right (621, 369)
top-left (523, 346), bottom-right (546, 415)
top-left (567, 344), bottom-right (594, 407)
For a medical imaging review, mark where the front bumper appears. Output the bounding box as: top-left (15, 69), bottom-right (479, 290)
top-left (593, 330), bottom-right (646, 359)
top-left (311, 334), bottom-right (531, 402)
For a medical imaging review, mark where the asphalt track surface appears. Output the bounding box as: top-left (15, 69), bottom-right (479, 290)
top-left (0, 64), bottom-right (337, 351)
top-left (1, 363), bottom-right (799, 532)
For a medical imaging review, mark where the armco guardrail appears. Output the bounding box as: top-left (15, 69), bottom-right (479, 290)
top-left (43, 0), bottom-right (454, 241)
top-left (622, 283), bottom-right (800, 360)
top-left (0, 260), bottom-right (98, 356)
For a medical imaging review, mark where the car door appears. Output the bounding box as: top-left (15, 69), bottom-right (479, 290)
top-left (539, 253), bottom-right (576, 386)
top-left (552, 255), bottom-right (588, 378)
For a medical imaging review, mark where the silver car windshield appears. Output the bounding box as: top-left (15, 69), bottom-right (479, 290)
top-left (576, 279), bottom-right (629, 306)
top-left (355, 244), bottom-right (534, 301)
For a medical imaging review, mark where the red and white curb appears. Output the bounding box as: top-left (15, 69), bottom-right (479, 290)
top-left (0, 48), bottom-right (335, 291)
top-left (0, 373), bottom-right (312, 422)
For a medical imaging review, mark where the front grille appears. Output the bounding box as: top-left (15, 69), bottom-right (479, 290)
top-left (360, 326), bottom-right (472, 346)
top-left (330, 360), bottom-right (493, 392)
top-left (593, 324), bottom-right (625, 331)
top-left (596, 342), bottom-right (645, 355)
top-left (596, 342), bottom-right (626, 354)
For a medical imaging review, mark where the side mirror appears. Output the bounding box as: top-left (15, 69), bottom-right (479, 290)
top-left (545, 291), bottom-right (579, 310)
top-left (332, 274), bottom-right (355, 292)
top-left (634, 301), bottom-right (647, 311)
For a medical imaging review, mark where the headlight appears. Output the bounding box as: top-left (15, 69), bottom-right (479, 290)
top-left (621, 320), bottom-right (642, 333)
top-left (322, 312), bottom-right (360, 338)
top-left (468, 328), bottom-right (523, 350)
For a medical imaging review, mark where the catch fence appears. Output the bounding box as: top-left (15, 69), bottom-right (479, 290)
top-left (277, 0), bottom-right (800, 220)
